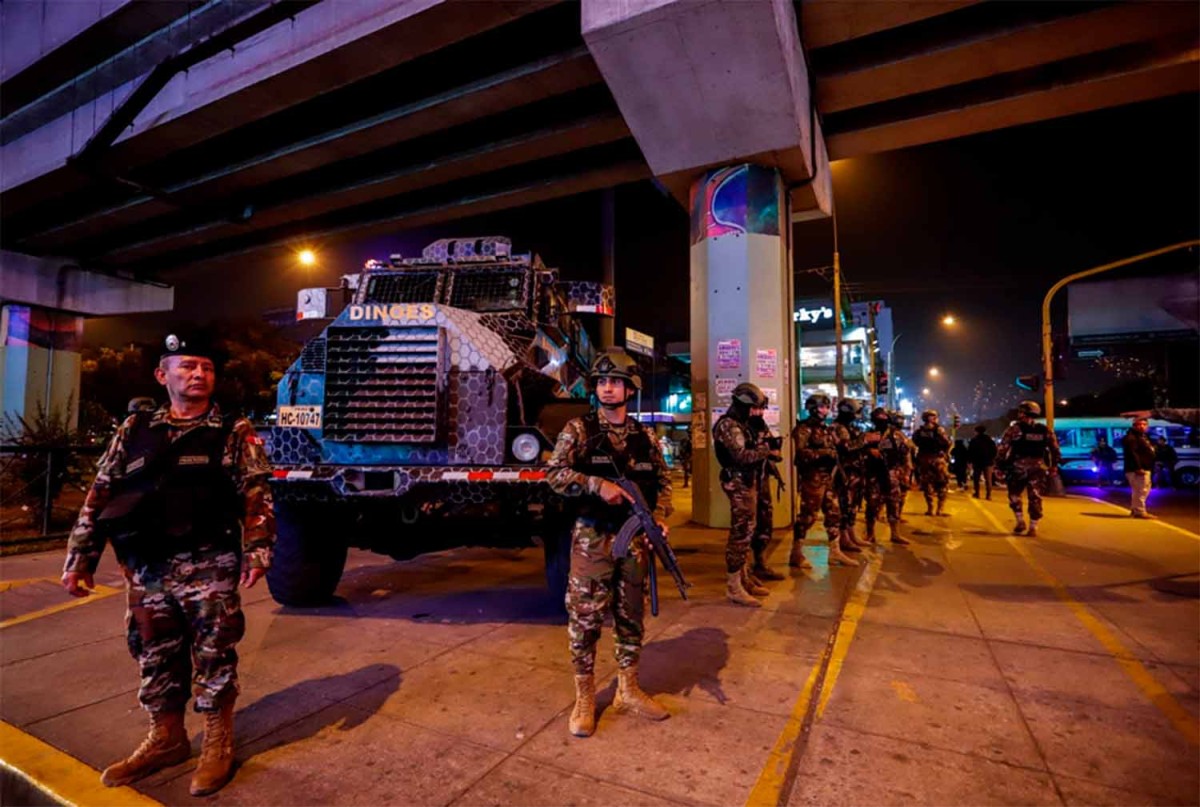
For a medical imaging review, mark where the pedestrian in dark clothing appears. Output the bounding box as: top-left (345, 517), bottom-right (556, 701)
top-left (967, 425), bottom-right (997, 499)
top-left (1122, 419), bottom-right (1157, 518)
top-left (1154, 437), bottom-right (1178, 488)
top-left (1090, 437), bottom-right (1117, 487)
top-left (950, 439), bottom-right (969, 490)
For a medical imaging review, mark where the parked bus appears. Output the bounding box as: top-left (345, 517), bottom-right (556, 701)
top-left (1047, 417), bottom-right (1199, 487)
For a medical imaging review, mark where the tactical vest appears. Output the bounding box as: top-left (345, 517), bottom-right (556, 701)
top-left (838, 421), bottom-right (867, 470)
top-left (572, 413), bottom-right (660, 523)
top-left (876, 428), bottom-right (908, 467)
top-left (712, 413), bottom-right (757, 470)
top-left (913, 427), bottom-right (946, 457)
top-left (1009, 421), bottom-right (1050, 461)
top-left (794, 417), bottom-right (839, 472)
top-left (96, 412), bottom-right (241, 562)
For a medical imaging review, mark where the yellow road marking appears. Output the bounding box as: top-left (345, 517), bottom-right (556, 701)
top-left (969, 497), bottom-right (1200, 746)
top-left (0, 720), bottom-right (163, 807)
top-left (1068, 493), bottom-right (1200, 543)
top-left (746, 552), bottom-right (883, 807)
top-left (0, 577), bottom-right (57, 593)
top-left (891, 680), bottom-right (919, 703)
top-left (0, 584), bottom-right (122, 630)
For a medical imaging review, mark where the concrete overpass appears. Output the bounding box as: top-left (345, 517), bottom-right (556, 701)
top-left (1, 0), bottom-right (1196, 523)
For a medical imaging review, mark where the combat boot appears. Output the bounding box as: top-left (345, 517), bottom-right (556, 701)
top-left (788, 541), bottom-right (813, 569)
top-left (190, 702), bottom-right (236, 796)
top-left (828, 541), bottom-right (860, 567)
top-left (863, 524), bottom-right (877, 544)
top-left (568, 674), bottom-right (596, 737)
top-left (614, 663), bottom-right (669, 721)
top-left (751, 549), bottom-right (785, 581)
top-left (838, 529), bottom-right (862, 554)
top-left (742, 566), bottom-right (770, 597)
top-left (1026, 520), bottom-right (1039, 538)
top-left (935, 499), bottom-right (948, 517)
top-left (726, 572), bottom-right (763, 607)
top-left (101, 710), bottom-right (189, 787)
top-left (888, 521), bottom-right (911, 546)
top-left (1013, 517), bottom-right (1027, 535)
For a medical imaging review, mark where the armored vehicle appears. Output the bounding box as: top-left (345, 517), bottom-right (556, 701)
top-left (265, 237), bottom-right (614, 605)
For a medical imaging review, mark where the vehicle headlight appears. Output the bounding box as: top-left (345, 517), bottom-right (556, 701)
top-left (512, 433), bottom-right (541, 463)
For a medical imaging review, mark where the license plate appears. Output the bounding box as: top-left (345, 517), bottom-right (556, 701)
top-left (278, 405), bottom-right (322, 429)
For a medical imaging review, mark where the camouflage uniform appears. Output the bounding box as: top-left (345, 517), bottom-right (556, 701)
top-left (547, 416), bottom-right (671, 676)
top-left (834, 421), bottom-right (867, 531)
top-left (998, 421), bottom-right (1061, 523)
top-left (864, 426), bottom-right (910, 531)
top-left (64, 404), bottom-right (274, 714)
top-left (791, 416), bottom-right (841, 537)
top-left (712, 415), bottom-right (773, 574)
top-left (912, 424), bottom-right (951, 512)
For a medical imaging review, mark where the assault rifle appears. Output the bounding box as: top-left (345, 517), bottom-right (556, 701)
top-left (611, 479), bottom-right (690, 616)
top-left (749, 416), bottom-right (787, 501)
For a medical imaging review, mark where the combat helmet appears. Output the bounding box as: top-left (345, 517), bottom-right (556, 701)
top-left (731, 382), bottom-right (769, 408)
top-left (588, 349), bottom-right (641, 391)
top-left (870, 406), bottom-right (889, 425)
top-left (1017, 400), bottom-right (1041, 417)
top-left (804, 393), bottom-right (832, 413)
top-left (921, 409), bottom-right (938, 423)
top-left (836, 399), bottom-right (862, 419)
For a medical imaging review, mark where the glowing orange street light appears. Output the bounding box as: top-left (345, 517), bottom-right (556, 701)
top-left (928, 366), bottom-right (940, 377)
top-left (921, 387), bottom-right (931, 396)
top-left (298, 248), bottom-right (317, 267)
top-left (942, 314), bottom-right (956, 326)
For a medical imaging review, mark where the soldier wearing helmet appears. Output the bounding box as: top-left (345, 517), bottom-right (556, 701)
top-left (862, 407), bottom-right (912, 545)
top-left (912, 409), bottom-right (952, 516)
top-left (545, 348), bottom-right (672, 737)
top-left (996, 400), bottom-right (1061, 536)
top-left (831, 400), bottom-right (872, 555)
top-left (712, 382), bottom-right (783, 607)
top-left (790, 394), bottom-right (857, 568)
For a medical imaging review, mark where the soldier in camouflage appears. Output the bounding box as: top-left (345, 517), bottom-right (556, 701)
top-left (61, 334), bottom-right (274, 797)
top-left (863, 407), bottom-right (913, 545)
top-left (912, 409), bottom-right (952, 516)
top-left (889, 410), bottom-right (915, 520)
top-left (791, 394), bottom-right (858, 568)
top-left (712, 383), bottom-right (783, 608)
top-left (832, 399), bottom-right (871, 555)
top-left (997, 400), bottom-right (1062, 537)
top-left (547, 349), bottom-right (672, 738)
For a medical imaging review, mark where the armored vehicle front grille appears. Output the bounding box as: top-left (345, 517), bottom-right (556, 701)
top-left (364, 272), bottom-right (440, 304)
top-left (300, 338), bottom-right (326, 372)
top-left (323, 327), bottom-right (443, 443)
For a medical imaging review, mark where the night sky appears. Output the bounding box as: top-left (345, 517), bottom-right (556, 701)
top-left (86, 93), bottom-right (1199, 417)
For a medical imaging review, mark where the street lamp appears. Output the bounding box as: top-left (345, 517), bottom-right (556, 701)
top-left (942, 314), bottom-right (956, 326)
top-left (921, 387), bottom-right (931, 396)
top-left (298, 248), bottom-right (317, 267)
top-left (928, 366), bottom-right (940, 378)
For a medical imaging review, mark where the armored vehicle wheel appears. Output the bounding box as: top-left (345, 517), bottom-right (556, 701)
top-left (267, 501), bottom-right (348, 606)
top-left (543, 522), bottom-right (572, 610)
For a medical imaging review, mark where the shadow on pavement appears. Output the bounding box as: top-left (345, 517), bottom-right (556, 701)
top-left (236, 663), bottom-right (402, 757)
top-left (280, 585), bottom-right (566, 626)
top-left (605, 627), bottom-right (732, 708)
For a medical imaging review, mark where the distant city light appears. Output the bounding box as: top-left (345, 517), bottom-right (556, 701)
top-left (1059, 399), bottom-right (1069, 406)
top-left (921, 387), bottom-right (931, 396)
top-left (942, 314), bottom-right (956, 326)
top-left (928, 367), bottom-right (940, 377)
top-left (298, 249), bottom-right (317, 266)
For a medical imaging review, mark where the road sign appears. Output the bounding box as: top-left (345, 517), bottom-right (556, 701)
top-left (625, 327), bottom-right (655, 357)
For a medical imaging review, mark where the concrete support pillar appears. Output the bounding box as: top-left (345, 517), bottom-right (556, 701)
top-left (0, 305), bottom-right (82, 428)
top-left (690, 164), bottom-right (794, 528)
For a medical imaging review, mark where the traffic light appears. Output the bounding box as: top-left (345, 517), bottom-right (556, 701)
top-left (1015, 374), bottom-right (1040, 392)
top-left (876, 371), bottom-right (888, 395)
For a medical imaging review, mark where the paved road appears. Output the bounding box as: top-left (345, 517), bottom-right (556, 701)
top-left (1067, 483), bottom-right (1200, 534)
top-left (2, 485), bottom-right (1197, 806)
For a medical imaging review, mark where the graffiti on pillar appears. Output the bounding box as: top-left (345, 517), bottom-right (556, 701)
top-left (689, 164), bottom-right (781, 244)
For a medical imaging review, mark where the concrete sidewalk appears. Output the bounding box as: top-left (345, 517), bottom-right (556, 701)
top-left (1, 484), bottom-right (1197, 806)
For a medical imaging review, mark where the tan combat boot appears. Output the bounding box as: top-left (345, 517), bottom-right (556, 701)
top-left (101, 710), bottom-right (189, 787)
top-left (614, 663), bottom-right (669, 721)
top-left (828, 540), bottom-right (860, 567)
top-left (788, 541), bottom-right (813, 569)
top-left (1026, 520), bottom-right (1039, 538)
top-left (888, 521), bottom-right (911, 545)
top-left (751, 549), bottom-right (786, 581)
top-left (742, 566), bottom-right (770, 597)
top-left (726, 572), bottom-right (763, 607)
top-left (838, 529), bottom-right (863, 554)
top-left (568, 674), bottom-right (596, 737)
top-left (190, 702), bottom-right (236, 796)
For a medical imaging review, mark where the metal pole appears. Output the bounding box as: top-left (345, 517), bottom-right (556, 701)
top-left (1042, 240), bottom-right (1198, 434)
top-left (867, 303), bottom-right (877, 406)
top-left (599, 189), bottom-right (616, 350)
top-left (833, 251), bottom-right (844, 399)
top-left (42, 451), bottom-right (53, 535)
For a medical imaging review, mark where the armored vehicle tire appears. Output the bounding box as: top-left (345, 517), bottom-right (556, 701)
top-left (543, 523), bottom-right (572, 610)
top-left (267, 501), bottom-right (349, 607)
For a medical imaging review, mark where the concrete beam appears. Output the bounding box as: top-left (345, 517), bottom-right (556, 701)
top-left (799, 0), bottom-right (979, 50)
top-left (828, 44), bottom-right (1200, 160)
top-left (0, 0), bottom-right (135, 83)
top-left (0, 250), bottom-right (173, 316)
top-left (583, 0), bottom-right (831, 219)
top-left (1, 0), bottom-right (551, 210)
top-left (819, 3), bottom-right (1199, 113)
